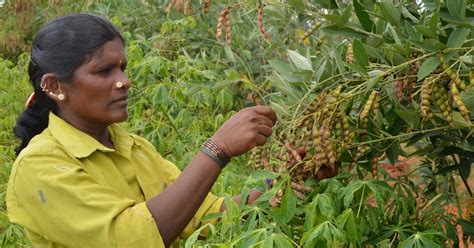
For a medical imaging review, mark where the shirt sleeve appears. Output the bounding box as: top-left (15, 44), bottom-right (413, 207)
top-left (8, 152), bottom-right (165, 247)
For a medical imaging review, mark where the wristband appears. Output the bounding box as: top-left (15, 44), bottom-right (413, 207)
top-left (200, 138), bottom-right (230, 168)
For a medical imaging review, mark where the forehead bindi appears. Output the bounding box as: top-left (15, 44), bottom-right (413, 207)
top-left (89, 39), bottom-right (126, 68)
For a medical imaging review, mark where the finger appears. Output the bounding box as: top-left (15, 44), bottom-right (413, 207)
top-left (253, 106), bottom-right (277, 124)
top-left (254, 116), bottom-right (274, 128)
top-left (255, 125), bottom-right (273, 137)
top-left (255, 134), bottom-right (267, 147)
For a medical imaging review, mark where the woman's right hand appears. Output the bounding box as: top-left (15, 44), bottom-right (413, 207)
top-left (211, 106), bottom-right (277, 158)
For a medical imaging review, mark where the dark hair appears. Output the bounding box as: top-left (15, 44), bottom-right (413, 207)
top-left (14, 13), bottom-right (124, 155)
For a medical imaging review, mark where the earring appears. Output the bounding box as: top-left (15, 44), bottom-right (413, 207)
top-left (115, 81), bottom-right (123, 89)
top-left (57, 93), bottom-right (65, 101)
top-left (40, 82), bottom-right (47, 92)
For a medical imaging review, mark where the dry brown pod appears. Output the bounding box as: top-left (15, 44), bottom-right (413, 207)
top-left (183, 0), bottom-right (191, 15)
top-left (216, 7), bottom-right (230, 41)
top-left (258, 1), bottom-right (271, 41)
top-left (203, 0), bottom-right (211, 14)
top-left (225, 9), bottom-right (231, 46)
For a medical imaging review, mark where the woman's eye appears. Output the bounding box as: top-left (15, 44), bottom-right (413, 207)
top-left (99, 67), bottom-right (112, 75)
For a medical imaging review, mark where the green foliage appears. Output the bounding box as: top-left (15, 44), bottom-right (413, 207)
top-left (0, 55), bottom-right (31, 246)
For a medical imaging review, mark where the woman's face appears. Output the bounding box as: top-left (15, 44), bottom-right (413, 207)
top-left (58, 38), bottom-right (130, 130)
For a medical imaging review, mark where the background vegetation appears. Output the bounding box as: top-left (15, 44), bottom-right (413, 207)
top-left (1, 0), bottom-right (473, 247)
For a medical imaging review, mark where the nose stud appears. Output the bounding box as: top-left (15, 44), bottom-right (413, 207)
top-left (115, 81), bottom-right (123, 89)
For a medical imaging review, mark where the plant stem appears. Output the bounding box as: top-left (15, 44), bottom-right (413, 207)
top-left (347, 126), bottom-right (452, 148)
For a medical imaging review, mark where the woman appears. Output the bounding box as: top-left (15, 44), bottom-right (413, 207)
top-left (7, 13), bottom-right (276, 247)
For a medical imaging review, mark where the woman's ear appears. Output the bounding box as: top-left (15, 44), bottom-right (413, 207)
top-left (41, 73), bottom-right (66, 101)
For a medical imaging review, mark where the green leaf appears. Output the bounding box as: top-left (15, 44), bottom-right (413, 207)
top-left (224, 46), bottom-right (235, 64)
top-left (321, 7), bottom-right (353, 26)
top-left (401, 6), bottom-right (419, 23)
top-left (314, 0), bottom-right (338, 9)
top-left (451, 111), bottom-right (471, 129)
top-left (414, 25), bottom-right (437, 38)
top-left (429, 11), bottom-right (439, 31)
top-left (341, 5), bottom-right (353, 26)
top-left (379, 0), bottom-right (401, 27)
top-left (336, 209), bottom-right (360, 244)
top-left (347, 63), bottom-right (368, 77)
top-left (273, 234), bottom-right (293, 248)
top-left (321, 14), bottom-right (345, 25)
top-left (185, 224), bottom-right (213, 248)
top-left (287, 50), bottom-right (313, 71)
top-left (333, 45), bottom-right (345, 75)
top-left (386, 142), bottom-right (400, 165)
top-left (417, 56), bottom-right (440, 81)
top-left (458, 219), bottom-right (474, 234)
top-left (459, 157), bottom-right (472, 180)
top-left (444, 28), bottom-right (471, 61)
top-left (446, 28), bottom-right (470, 49)
top-left (315, 194), bottom-right (335, 220)
top-left (322, 25), bottom-right (368, 39)
top-left (288, 0), bottom-right (305, 11)
top-left (353, 0), bottom-right (374, 32)
top-left (366, 75), bottom-right (382, 90)
top-left (279, 184), bottom-right (297, 223)
top-left (405, 22), bottom-right (422, 41)
top-left (394, 110), bottom-right (412, 128)
top-left (447, 0), bottom-right (466, 20)
top-left (270, 101), bottom-right (291, 117)
top-left (353, 40), bottom-right (369, 68)
top-left (268, 60), bottom-right (293, 75)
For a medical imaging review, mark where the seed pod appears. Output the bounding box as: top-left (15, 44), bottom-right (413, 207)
top-left (346, 43), bottom-right (354, 64)
top-left (395, 78), bottom-right (405, 103)
top-left (451, 82), bottom-right (470, 120)
top-left (225, 10), bottom-right (231, 46)
top-left (300, 21), bottom-right (322, 43)
top-left (285, 140), bottom-right (302, 162)
top-left (372, 92), bottom-right (381, 114)
top-left (372, 156), bottom-right (379, 177)
top-left (250, 147), bottom-right (263, 168)
top-left (305, 93), bottom-right (326, 115)
top-left (421, 78), bottom-right (433, 119)
top-left (293, 189), bottom-right (306, 200)
top-left (341, 113), bottom-right (351, 144)
top-left (203, 0), bottom-right (211, 14)
top-left (216, 7), bottom-right (230, 41)
top-left (360, 90), bottom-right (377, 119)
top-left (165, 0), bottom-right (175, 13)
top-left (315, 36), bottom-right (325, 54)
top-left (349, 146), bottom-right (369, 170)
top-left (433, 82), bottom-right (453, 123)
top-left (453, 75), bottom-right (467, 91)
top-left (291, 182), bottom-right (310, 192)
top-left (183, 0), bottom-right (191, 15)
top-left (258, 1), bottom-right (271, 41)
top-left (470, 71), bottom-right (474, 87)
top-left (305, 158), bottom-right (316, 170)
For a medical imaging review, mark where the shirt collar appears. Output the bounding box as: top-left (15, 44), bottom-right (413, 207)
top-left (48, 112), bottom-right (136, 158)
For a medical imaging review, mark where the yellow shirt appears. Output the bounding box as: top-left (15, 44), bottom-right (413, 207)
top-left (7, 113), bottom-right (224, 247)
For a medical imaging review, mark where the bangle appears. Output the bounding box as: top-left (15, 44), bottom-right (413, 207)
top-left (200, 138), bottom-right (230, 168)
